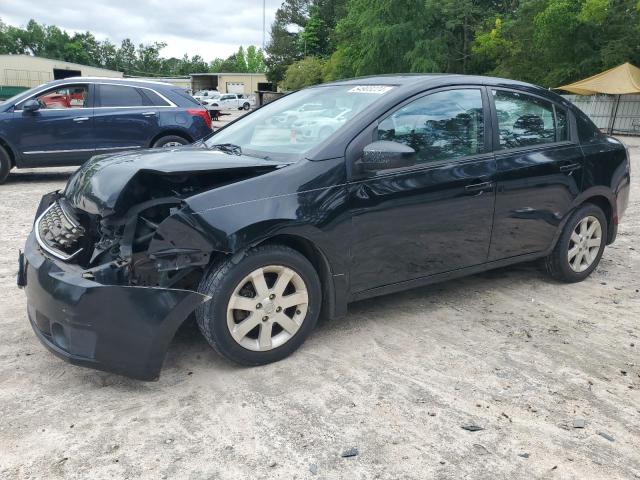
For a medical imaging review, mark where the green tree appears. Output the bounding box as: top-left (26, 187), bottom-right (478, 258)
top-left (246, 45), bottom-right (267, 72)
top-left (135, 41), bottom-right (166, 75)
top-left (115, 38), bottom-right (137, 73)
top-left (266, 0), bottom-right (347, 84)
top-left (265, 1), bottom-right (308, 84)
top-left (299, 7), bottom-right (327, 56)
top-left (327, 0), bottom-right (428, 78)
top-left (473, 0), bottom-right (640, 87)
top-left (281, 56), bottom-right (326, 90)
top-left (234, 46), bottom-right (248, 72)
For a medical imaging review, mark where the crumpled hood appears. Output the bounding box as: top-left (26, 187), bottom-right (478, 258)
top-left (64, 146), bottom-right (289, 216)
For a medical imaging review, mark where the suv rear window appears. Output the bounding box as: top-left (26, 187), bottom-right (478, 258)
top-left (98, 84), bottom-right (145, 107)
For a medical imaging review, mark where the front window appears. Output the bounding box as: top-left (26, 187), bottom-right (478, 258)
top-left (377, 88), bottom-right (485, 164)
top-left (206, 84), bottom-right (394, 161)
top-left (17, 84), bottom-right (89, 110)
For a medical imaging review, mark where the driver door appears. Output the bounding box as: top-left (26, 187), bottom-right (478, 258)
top-left (348, 87), bottom-right (497, 293)
top-left (11, 83), bottom-right (95, 166)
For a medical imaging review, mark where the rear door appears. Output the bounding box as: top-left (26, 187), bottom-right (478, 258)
top-left (92, 83), bottom-right (166, 153)
top-left (488, 88), bottom-right (583, 260)
top-left (10, 83), bottom-right (95, 166)
top-left (348, 87), bottom-right (497, 292)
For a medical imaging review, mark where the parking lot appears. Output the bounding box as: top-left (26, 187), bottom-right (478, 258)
top-left (211, 107), bottom-right (251, 130)
top-left (0, 138), bottom-right (638, 479)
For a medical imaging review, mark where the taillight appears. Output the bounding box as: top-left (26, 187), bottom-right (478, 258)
top-left (187, 108), bottom-right (212, 129)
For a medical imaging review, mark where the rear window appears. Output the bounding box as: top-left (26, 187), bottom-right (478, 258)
top-left (493, 90), bottom-right (570, 149)
top-left (98, 84), bottom-right (145, 107)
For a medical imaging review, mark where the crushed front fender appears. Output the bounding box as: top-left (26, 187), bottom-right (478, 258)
top-left (23, 232), bottom-right (210, 380)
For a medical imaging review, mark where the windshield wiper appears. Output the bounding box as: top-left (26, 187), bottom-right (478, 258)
top-left (210, 143), bottom-right (242, 155)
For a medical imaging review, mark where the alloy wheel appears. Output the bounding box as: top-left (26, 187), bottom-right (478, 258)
top-left (162, 141), bottom-right (184, 148)
top-left (226, 265), bottom-right (309, 351)
top-left (568, 215), bottom-right (602, 273)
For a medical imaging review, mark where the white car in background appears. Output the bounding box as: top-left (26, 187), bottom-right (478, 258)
top-left (208, 94), bottom-right (255, 111)
top-left (198, 93), bottom-right (222, 107)
top-left (193, 89), bottom-right (220, 102)
top-left (292, 108), bottom-right (352, 140)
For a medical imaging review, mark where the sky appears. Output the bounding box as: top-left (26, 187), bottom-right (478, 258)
top-left (0, 0), bottom-right (280, 61)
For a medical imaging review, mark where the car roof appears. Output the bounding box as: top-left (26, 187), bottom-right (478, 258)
top-left (43, 77), bottom-right (177, 89)
top-left (321, 73), bottom-right (566, 108)
top-left (323, 73), bottom-right (536, 89)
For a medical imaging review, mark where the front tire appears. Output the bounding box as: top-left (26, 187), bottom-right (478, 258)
top-left (242, 102), bottom-right (251, 111)
top-left (543, 204), bottom-right (607, 283)
top-left (196, 244), bottom-right (322, 365)
top-left (152, 135), bottom-right (189, 148)
top-left (0, 145), bottom-right (12, 184)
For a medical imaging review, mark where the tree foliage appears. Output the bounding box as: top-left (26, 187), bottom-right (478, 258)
top-left (281, 56), bottom-right (326, 90)
top-left (271, 0), bottom-right (640, 89)
top-left (266, 0), bottom-right (346, 84)
top-left (0, 18), bottom-right (267, 77)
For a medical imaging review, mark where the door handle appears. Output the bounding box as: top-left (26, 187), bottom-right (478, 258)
top-left (559, 162), bottom-right (582, 172)
top-left (142, 111), bottom-right (157, 117)
top-left (465, 181), bottom-right (494, 193)
top-left (73, 117), bottom-right (89, 122)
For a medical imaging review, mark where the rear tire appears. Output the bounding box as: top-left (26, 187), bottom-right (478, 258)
top-left (543, 204), bottom-right (607, 283)
top-left (152, 135), bottom-right (189, 148)
top-left (196, 244), bottom-right (322, 365)
top-left (0, 145), bottom-right (12, 184)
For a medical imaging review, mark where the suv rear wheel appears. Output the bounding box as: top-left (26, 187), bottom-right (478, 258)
top-left (152, 135), bottom-right (189, 148)
top-left (0, 145), bottom-right (12, 184)
top-left (543, 203), bottom-right (607, 282)
top-left (196, 244), bottom-right (322, 365)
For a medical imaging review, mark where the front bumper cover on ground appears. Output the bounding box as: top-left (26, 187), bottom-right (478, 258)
top-left (20, 232), bottom-right (210, 380)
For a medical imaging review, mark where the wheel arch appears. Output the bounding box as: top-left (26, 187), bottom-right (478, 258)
top-left (572, 186), bottom-right (616, 245)
top-left (581, 195), bottom-right (614, 243)
top-left (254, 233), bottom-right (344, 321)
top-left (0, 136), bottom-right (16, 167)
top-left (149, 129), bottom-right (193, 147)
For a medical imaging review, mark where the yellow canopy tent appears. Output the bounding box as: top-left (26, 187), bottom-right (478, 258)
top-left (557, 62), bottom-right (640, 95)
top-left (556, 62), bottom-right (640, 133)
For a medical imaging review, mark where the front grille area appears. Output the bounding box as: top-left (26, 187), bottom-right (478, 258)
top-left (36, 200), bottom-right (85, 260)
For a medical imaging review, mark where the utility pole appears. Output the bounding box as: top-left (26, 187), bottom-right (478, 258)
top-left (262, 0), bottom-right (266, 48)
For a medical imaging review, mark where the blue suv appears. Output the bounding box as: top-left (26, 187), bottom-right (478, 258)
top-left (0, 77), bottom-right (213, 183)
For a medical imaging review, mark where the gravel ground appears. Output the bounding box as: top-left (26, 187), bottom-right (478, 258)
top-left (0, 138), bottom-right (639, 480)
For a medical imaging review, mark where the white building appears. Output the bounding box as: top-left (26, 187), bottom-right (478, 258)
top-left (0, 54), bottom-right (122, 92)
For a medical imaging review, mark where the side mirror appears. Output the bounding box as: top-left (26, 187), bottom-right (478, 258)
top-left (361, 140), bottom-right (416, 171)
top-left (22, 99), bottom-right (41, 112)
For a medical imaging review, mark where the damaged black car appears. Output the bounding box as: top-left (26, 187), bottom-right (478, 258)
top-left (19, 75), bottom-right (630, 380)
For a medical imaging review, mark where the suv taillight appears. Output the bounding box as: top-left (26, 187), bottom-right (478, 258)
top-left (188, 108), bottom-right (212, 129)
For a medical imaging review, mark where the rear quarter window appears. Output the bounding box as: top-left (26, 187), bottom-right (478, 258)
top-left (140, 89), bottom-right (171, 107)
top-left (170, 88), bottom-right (201, 106)
top-left (575, 109), bottom-right (603, 144)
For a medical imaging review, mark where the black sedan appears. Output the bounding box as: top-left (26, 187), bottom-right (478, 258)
top-left (19, 74), bottom-right (631, 380)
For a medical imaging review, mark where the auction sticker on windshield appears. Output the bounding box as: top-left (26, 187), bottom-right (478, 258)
top-left (348, 86), bottom-right (394, 94)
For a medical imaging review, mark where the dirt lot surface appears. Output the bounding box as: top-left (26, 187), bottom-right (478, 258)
top-left (1, 139), bottom-right (639, 480)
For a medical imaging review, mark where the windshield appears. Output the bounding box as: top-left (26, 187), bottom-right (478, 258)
top-left (205, 84), bottom-right (394, 161)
